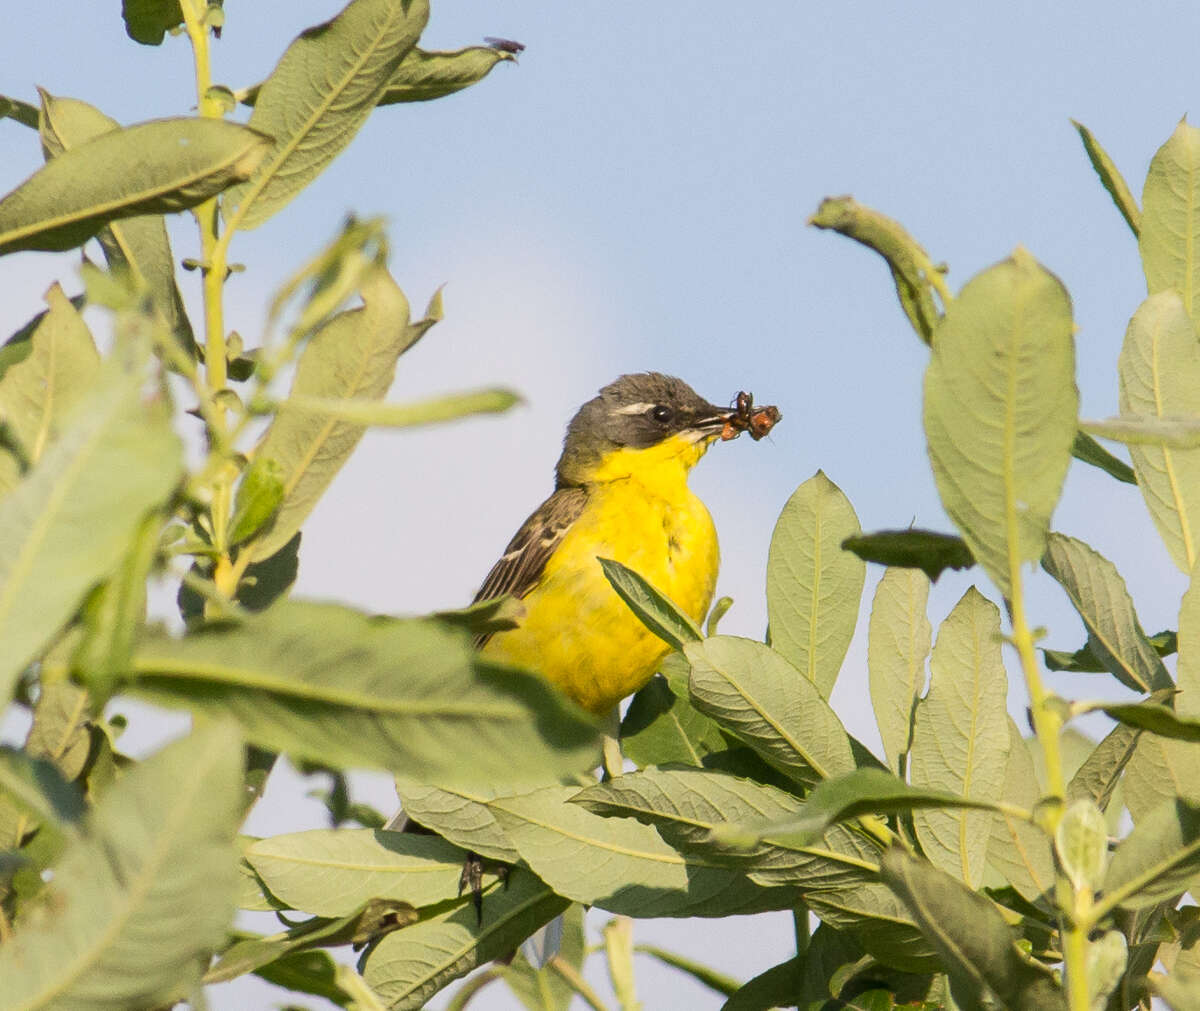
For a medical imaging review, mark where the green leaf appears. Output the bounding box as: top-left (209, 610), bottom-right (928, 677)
top-left (910, 587), bottom-right (1010, 888)
top-left (766, 471), bottom-right (865, 697)
top-left (1066, 723), bottom-right (1139, 813)
top-left (712, 767), bottom-right (1001, 852)
top-left (1072, 120), bottom-right (1140, 236)
top-left (391, 778), bottom-right (519, 864)
top-left (843, 529), bottom-right (974, 583)
top-left (0, 721), bottom-right (243, 1010)
top-left (1175, 564), bottom-right (1200, 720)
top-left (1124, 734), bottom-right (1200, 821)
top-left (361, 868), bottom-right (568, 1011)
top-left (489, 784), bottom-right (795, 918)
top-left (1070, 430), bottom-right (1136, 484)
top-left (987, 721), bottom-right (1054, 903)
top-left (1083, 413), bottom-right (1200, 448)
top-left (378, 45), bottom-right (516, 104)
top-left (1043, 629), bottom-right (1175, 673)
top-left (636, 944), bottom-right (742, 999)
top-left (598, 556), bottom-right (703, 652)
top-left (1116, 291), bottom-right (1200, 571)
top-left (1042, 532), bottom-right (1173, 692)
top-left (1086, 931), bottom-right (1128, 1011)
top-left (223, 0), bottom-right (429, 231)
top-left (121, 0), bottom-right (184, 45)
top-left (245, 829), bottom-right (467, 916)
top-left (923, 249), bottom-right (1077, 599)
top-left (0, 353), bottom-right (182, 704)
top-left (808, 196), bottom-right (943, 343)
top-left (684, 635), bottom-right (855, 787)
top-left (229, 456), bottom-right (286, 546)
top-left (1099, 701), bottom-right (1200, 742)
top-left (0, 746), bottom-right (84, 832)
top-left (250, 265), bottom-right (425, 561)
top-left (1141, 120), bottom-right (1200, 320)
top-left (0, 93), bottom-right (38, 129)
top-left (275, 387), bottom-right (520, 428)
top-left (1055, 799), bottom-right (1109, 894)
top-left (1105, 798), bottom-right (1200, 910)
top-left (803, 881), bottom-right (938, 974)
top-left (24, 680), bottom-right (93, 782)
top-left (620, 674), bottom-right (727, 768)
top-left (719, 955), bottom-right (802, 1011)
top-left (0, 117), bottom-right (269, 256)
top-left (867, 567), bottom-right (932, 775)
top-left (499, 903), bottom-right (586, 1011)
top-left (252, 949), bottom-right (352, 1004)
top-left (0, 283), bottom-right (99, 496)
top-left (572, 766), bottom-right (877, 891)
top-left (38, 90), bottom-right (195, 357)
top-left (130, 600), bottom-right (599, 787)
top-left (880, 848), bottom-right (1065, 1009)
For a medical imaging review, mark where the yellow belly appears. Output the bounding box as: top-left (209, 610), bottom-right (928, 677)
top-left (481, 477), bottom-right (719, 714)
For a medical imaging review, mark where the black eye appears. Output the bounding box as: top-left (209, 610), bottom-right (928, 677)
top-left (650, 405), bottom-right (673, 424)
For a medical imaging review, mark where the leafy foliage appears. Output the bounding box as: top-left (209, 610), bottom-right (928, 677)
top-left (0, 5), bottom-right (1197, 1011)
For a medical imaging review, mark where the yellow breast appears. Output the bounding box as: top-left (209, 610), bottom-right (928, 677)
top-left (481, 435), bottom-right (720, 714)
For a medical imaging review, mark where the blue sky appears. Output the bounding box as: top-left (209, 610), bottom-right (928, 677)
top-left (1, 2), bottom-right (1194, 1007)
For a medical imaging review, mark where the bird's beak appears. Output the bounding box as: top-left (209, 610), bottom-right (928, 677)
top-left (688, 404), bottom-right (738, 441)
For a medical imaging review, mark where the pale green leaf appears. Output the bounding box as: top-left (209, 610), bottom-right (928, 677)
top-left (250, 265), bottom-right (423, 561)
top-left (1117, 291), bottom-right (1200, 571)
top-left (1104, 798), bottom-right (1200, 910)
top-left (391, 778), bottom-right (519, 864)
top-left (598, 556), bottom-right (703, 652)
top-left (1055, 799), bottom-right (1109, 894)
top-left (362, 869), bottom-right (567, 1011)
top-left (765, 470), bottom-right (864, 697)
top-left (1141, 120), bottom-right (1200, 320)
top-left (880, 848), bottom-right (1066, 1009)
top-left (1083, 414), bottom-right (1200, 448)
top-left (1042, 532), bottom-right (1173, 692)
top-left (277, 387), bottom-right (519, 428)
top-left (37, 91), bottom-right (194, 356)
top-left (923, 249), bottom-right (1077, 598)
top-left (1086, 931), bottom-right (1127, 1011)
top-left (0, 118), bottom-right (269, 255)
top-left (245, 829), bottom-right (466, 916)
top-left (489, 784), bottom-right (794, 918)
top-left (130, 600), bottom-right (599, 788)
top-left (910, 587), bottom-right (1009, 888)
top-left (0, 721), bottom-right (243, 1010)
top-left (1072, 120), bottom-right (1140, 236)
top-left (0, 283), bottom-right (99, 495)
top-left (1176, 561), bottom-right (1200, 719)
top-left (0, 354), bottom-right (182, 703)
top-left (1124, 733), bottom-right (1200, 821)
top-left (867, 566), bottom-right (931, 774)
top-left (987, 720), bottom-right (1054, 903)
top-left (223, 0), bottom-right (429, 231)
top-left (378, 46), bottom-right (515, 105)
top-left (572, 766), bottom-right (877, 891)
top-left (684, 635), bottom-right (855, 787)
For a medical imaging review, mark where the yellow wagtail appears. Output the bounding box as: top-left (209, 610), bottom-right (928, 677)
top-left (473, 372), bottom-right (780, 715)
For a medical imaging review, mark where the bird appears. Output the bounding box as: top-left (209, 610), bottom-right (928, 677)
top-left (472, 372), bottom-right (775, 715)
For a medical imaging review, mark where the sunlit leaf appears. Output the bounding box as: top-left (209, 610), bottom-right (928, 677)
top-left (598, 556), bottom-right (703, 652)
top-left (1141, 120), bottom-right (1200, 321)
top-left (910, 587), bottom-right (1009, 888)
top-left (987, 721), bottom-right (1054, 902)
top-left (1072, 120), bottom-right (1140, 236)
top-left (377, 45), bottom-right (515, 105)
top-left (765, 471), bottom-right (864, 697)
top-left (923, 249), bottom-right (1077, 598)
top-left (391, 778), bottom-right (518, 864)
top-left (275, 387), bottom-right (519, 428)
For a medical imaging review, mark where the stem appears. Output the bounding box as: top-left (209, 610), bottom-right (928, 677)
top-left (792, 900), bottom-right (809, 965)
top-left (549, 956), bottom-right (612, 1011)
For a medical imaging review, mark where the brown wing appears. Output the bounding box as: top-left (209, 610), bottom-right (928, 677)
top-left (472, 486), bottom-right (588, 647)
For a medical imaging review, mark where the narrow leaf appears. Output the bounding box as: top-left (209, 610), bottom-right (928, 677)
top-left (1072, 120), bottom-right (1141, 236)
top-left (923, 249), bottom-right (1077, 598)
top-left (131, 601), bottom-right (599, 787)
top-left (0, 283), bottom-right (99, 496)
top-left (880, 848), bottom-right (1065, 1009)
top-left (0, 94), bottom-right (38, 129)
top-left (1104, 798), bottom-right (1200, 910)
top-left (0, 118), bottom-right (269, 255)
top-left (245, 829), bottom-right (466, 916)
top-left (685, 635), bottom-right (855, 787)
top-left (910, 587), bottom-right (1009, 888)
top-left (378, 46), bottom-right (515, 105)
top-left (362, 869), bottom-right (568, 1011)
top-left (598, 556), bottom-right (703, 652)
top-left (250, 265), bottom-right (422, 561)
top-left (1042, 532), bottom-right (1172, 692)
top-left (867, 567), bottom-right (932, 774)
top-left (0, 721), bottom-right (243, 1010)
top-left (1100, 702), bottom-right (1200, 742)
top-left (1066, 723), bottom-right (1140, 812)
top-left (844, 529), bottom-right (974, 583)
top-left (489, 785), bottom-right (795, 918)
top-left (635, 945), bottom-right (741, 999)
top-left (277, 387), bottom-right (519, 428)
top-left (765, 470), bottom-right (865, 697)
top-left (1071, 430), bottom-right (1136, 484)
top-left (223, 0), bottom-right (429, 231)
top-left (0, 355), bottom-right (182, 703)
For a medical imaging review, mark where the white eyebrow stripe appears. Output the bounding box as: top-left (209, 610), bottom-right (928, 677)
top-left (613, 402), bottom-right (656, 415)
